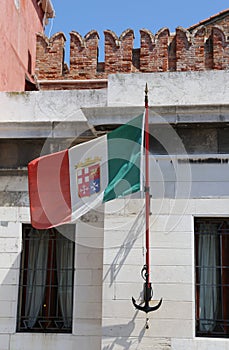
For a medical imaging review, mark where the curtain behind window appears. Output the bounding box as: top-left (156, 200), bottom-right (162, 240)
top-left (25, 229), bottom-right (49, 328)
top-left (56, 231), bottom-right (74, 328)
top-left (198, 223), bottom-right (220, 332)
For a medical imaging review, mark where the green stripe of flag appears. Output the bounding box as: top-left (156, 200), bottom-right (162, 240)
top-left (103, 113), bottom-right (144, 202)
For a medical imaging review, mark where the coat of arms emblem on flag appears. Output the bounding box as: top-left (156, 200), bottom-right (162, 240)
top-left (76, 157), bottom-right (101, 198)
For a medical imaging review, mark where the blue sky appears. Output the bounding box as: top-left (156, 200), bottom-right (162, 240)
top-left (46, 1), bottom-right (229, 62)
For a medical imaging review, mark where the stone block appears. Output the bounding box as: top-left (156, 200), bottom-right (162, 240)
top-left (0, 334), bottom-right (9, 350)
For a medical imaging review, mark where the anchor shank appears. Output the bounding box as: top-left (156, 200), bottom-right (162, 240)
top-left (144, 282), bottom-right (152, 302)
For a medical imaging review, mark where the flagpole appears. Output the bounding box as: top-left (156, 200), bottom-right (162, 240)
top-left (132, 83), bottom-right (162, 325)
top-left (144, 83), bottom-right (150, 287)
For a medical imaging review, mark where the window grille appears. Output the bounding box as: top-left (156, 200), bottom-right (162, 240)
top-left (195, 218), bottom-right (229, 338)
top-left (17, 225), bottom-right (75, 333)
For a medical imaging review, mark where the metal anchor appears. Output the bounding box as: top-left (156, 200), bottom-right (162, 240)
top-left (132, 265), bottom-right (162, 314)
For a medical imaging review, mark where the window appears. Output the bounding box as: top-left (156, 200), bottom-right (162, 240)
top-left (195, 218), bottom-right (229, 338)
top-left (17, 224), bottom-right (75, 333)
top-left (14, 0), bottom-right (20, 10)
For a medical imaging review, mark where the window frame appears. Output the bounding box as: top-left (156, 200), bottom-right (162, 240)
top-left (194, 217), bottom-right (229, 338)
top-left (17, 224), bottom-right (75, 333)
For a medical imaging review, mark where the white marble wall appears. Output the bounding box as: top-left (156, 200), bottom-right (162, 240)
top-left (102, 198), bottom-right (229, 350)
top-left (0, 199), bottom-right (229, 349)
top-left (0, 70), bottom-right (229, 349)
top-left (0, 206), bottom-right (104, 350)
top-left (108, 70), bottom-right (229, 107)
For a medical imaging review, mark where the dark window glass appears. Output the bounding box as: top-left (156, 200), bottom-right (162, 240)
top-left (17, 224), bottom-right (75, 333)
top-left (195, 218), bottom-right (229, 338)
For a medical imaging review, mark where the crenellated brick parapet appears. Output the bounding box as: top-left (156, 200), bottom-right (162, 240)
top-left (175, 26), bottom-right (206, 71)
top-left (212, 26), bottom-right (229, 69)
top-left (35, 20), bottom-right (229, 86)
top-left (140, 28), bottom-right (170, 72)
top-left (104, 29), bottom-right (134, 74)
top-left (35, 32), bottom-right (66, 80)
top-left (69, 30), bottom-right (99, 79)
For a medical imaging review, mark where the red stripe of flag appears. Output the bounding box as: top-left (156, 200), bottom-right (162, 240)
top-left (28, 150), bottom-right (72, 229)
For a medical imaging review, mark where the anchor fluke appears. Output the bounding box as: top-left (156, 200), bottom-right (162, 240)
top-left (132, 282), bottom-right (162, 313)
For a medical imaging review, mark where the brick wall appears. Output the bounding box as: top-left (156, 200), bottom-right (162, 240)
top-left (69, 30), bottom-right (99, 79)
top-left (36, 32), bottom-right (66, 79)
top-left (35, 15), bottom-right (229, 84)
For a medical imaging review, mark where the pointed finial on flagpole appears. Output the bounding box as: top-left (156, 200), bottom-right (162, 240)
top-left (145, 83), bottom-right (148, 108)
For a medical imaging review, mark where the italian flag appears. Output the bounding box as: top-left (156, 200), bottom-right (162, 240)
top-left (28, 114), bottom-right (145, 229)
